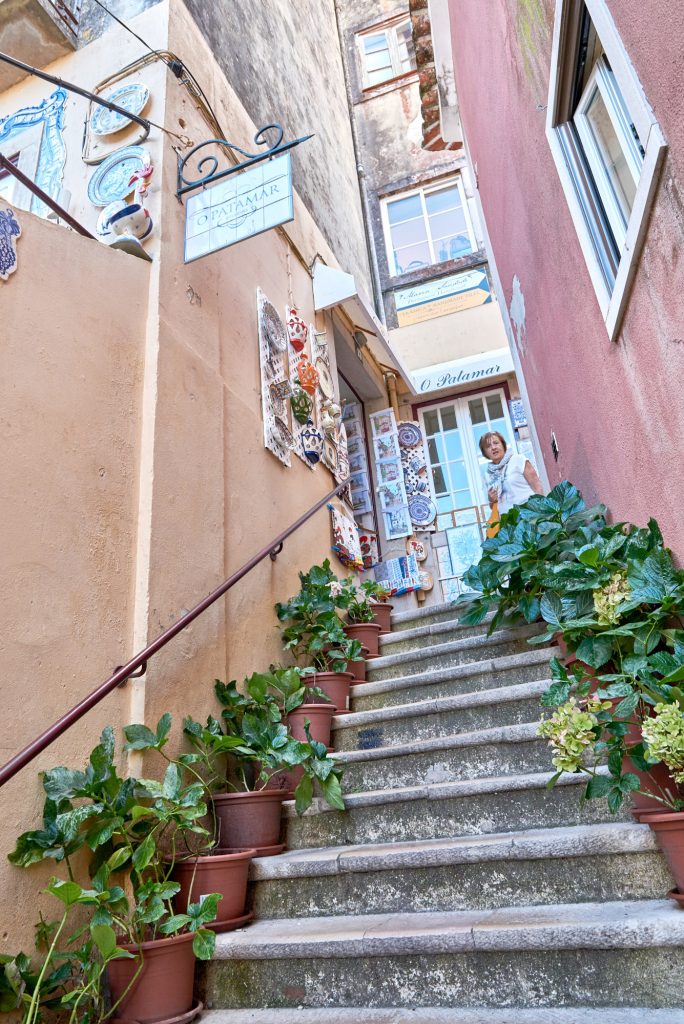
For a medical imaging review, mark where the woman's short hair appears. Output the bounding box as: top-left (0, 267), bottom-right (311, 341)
top-left (479, 431), bottom-right (507, 457)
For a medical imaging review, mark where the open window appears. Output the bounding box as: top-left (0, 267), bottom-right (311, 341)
top-left (357, 16), bottom-right (416, 89)
top-left (546, 0), bottom-right (666, 338)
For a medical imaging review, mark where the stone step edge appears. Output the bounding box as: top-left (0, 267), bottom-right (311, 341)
top-left (391, 599), bottom-right (460, 626)
top-left (334, 678), bottom-right (549, 732)
top-left (355, 648), bottom-right (553, 699)
top-left (333, 721), bottom-right (542, 764)
top-left (369, 624), bottom-right (545, 672)
top-left (380, 612), bottom-right (496, 649)
top-left (248, 820), bottom-right (657, 881)
top-left (282, 765), bottom-right (600, 818)
top-left (203, 1010), bottom-right (684, 1023)
top-left (211, 898), bottom-right (684, 959)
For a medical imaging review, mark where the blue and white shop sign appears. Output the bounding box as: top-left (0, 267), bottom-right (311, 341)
top-left (184, 153), bottom-right (294, 263)
top-left (0, 88), bottom-right (67, 218)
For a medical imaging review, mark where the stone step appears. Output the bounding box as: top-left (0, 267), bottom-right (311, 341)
top-left (379, 612), bottom-right (496, 653)
top-left (203, 900), bottom-right (684, 1009)
top-left (390, 600), bottom-right (463, 632)
top-left (368, 625), bottom-right (547, 682)
top-left (335, 723), bottom-right (559, 791)
top-left (334, 679), bottom-right (549, 751)
top-left (283, 768), bottom-right (621, 850)
top-left (203, 1011), bottom-right (684, 1023)
top-left (248, 822), bottom-right (672, 919)
top-left (352, 648), bottom-right (553, 713)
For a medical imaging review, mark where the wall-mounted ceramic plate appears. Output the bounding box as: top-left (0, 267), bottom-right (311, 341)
top-left (408, 494), bottom-right (437, 526)
top-left (87, 146), bottom-right (148, 206)
top-left (397, 422), bottom-right (422, 448)
top-left (91, 83), bottom-right (150, 137)
top-left (316, 357), bottom-right (335, 399)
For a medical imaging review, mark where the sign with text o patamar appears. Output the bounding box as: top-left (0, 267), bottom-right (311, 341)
top-left (412, 347), bottom-right (514, 394)
top-left (184, 153), bottom-right (294, 263)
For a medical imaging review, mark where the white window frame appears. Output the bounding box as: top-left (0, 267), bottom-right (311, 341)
top-left (380, 176), bottom-right (477, 278)
top-left (357, 17), bottom-right (416, 91)
top-left (546, 0), bottom-right (667, 339)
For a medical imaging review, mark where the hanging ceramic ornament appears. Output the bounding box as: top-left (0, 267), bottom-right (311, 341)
top-left (301, 419), bottom-right (324, 464)
top-left (406, 536), bottom-right (428, 562)
top-left (297, 354), bottom-right (320, 396)
top-left (320, 407), bottom-right (337, 437)
top-left (287, 307), bottom-right (308, 351)
top-left (290, 385), bottom-right (313, 424)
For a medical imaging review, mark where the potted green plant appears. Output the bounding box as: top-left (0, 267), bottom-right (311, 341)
top-left (369, 583), bottom-right (393, 634)
top-left (8, 723), bottom-right (221, 1024)
top-left (275, 561), bottom-right (362, 712)
top-left (338, 578), bottom-right (384, 657)
top-left (265, 665), bottom-right (336, 747)
top-left (183, 674), bottom-right (345, 854)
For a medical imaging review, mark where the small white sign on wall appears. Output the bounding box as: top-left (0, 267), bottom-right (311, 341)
top-left (184, 153), bottom-right (294, 263)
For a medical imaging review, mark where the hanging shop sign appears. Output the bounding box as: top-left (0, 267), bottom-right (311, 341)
top-left (178, 124), bottom-right (312, 263)
top-left (395, 268), bottom-right (491, 327)
top-left (412, 346), bottom-right (514, 394)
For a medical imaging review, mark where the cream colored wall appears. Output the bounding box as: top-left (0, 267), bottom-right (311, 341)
top-left (389, 298), bottom-right (509, 373)
top-left (0, 211), bottom-right (148, 949)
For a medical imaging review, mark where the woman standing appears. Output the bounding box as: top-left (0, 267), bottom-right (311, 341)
top-left (480, 431), bottom-right (544, 517)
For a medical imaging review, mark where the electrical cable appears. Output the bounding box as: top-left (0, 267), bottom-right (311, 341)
top-left (88, 0), bottom-right (172, 67)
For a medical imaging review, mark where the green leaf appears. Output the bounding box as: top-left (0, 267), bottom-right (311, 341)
top-left (585, 775), bottom-right (611, 799)
top-left (518, 593), bottom-right (541, 623)
top-left (131, 834), bottom-right (155, 873)
top-left (192, 928), bottom-right (216, 960)
top-left (159, 914), bottom-right (191, 935)
top-left (91, 924), bottom-right (117, 959)
top-left (540, 681), bottom-right (571, 707)
top-left (107, 846), bottom-right (131, 871)
top-left (540, 592), bottom-right (563, 626)
top-left (320, 772), bottom-right (345, 811)
top-left (620, 772), bottom-right (641, 792)
top-left (42, 767), bottom-right (87, 802)
top-left (162, 763), bottom-right (182, 801)
top-left (294, 774), bottom-right (314, 815)
top-left (46, 879), bottom-right (83, 907)
top-left (615, 692), bottom-right (639, 719)
top-left (156, 712), bottom-right (172, 745)
top-left (607, 787), bottom-right (624, 815)
top-left (122, 723), bottom-right (158, 751)
top-left (575, 634), bottom-right (613, 669)
top-left (627, 550), bottom-right (682, 604)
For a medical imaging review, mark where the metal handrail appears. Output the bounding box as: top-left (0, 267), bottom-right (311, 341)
top-left (0, 481), bottom-right (348, 788)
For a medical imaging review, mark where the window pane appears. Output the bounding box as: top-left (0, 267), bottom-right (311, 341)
top-left (445, 432), bottom-right (463, 460)
top-left (448, 461), bottom-right (469, 489)
top-left (428, 435), bottom-right (445, 463)
top-left (486, 394), bottom-right (503, 419)
top-left (440, 406), bottom-right (457, 431)
top-left (389, 216), bottom-right (427, 249)
top-left (436, 495), bottom-right (453, 513)
top-left (454, 489), bottom-right (473, 510)
top-left (425, 186), bottom-right (462, 215)
top-left (423, 411), bottom-right (439, 435)
top-left (387, 194), bottom-right (423, 225)
top-left (469, 398), bottom-right (486, 424)
top-left (432, 466), bottom-right (447, 493)
top-left (585, 85), bottom-right (636, 220)
top-left (391, 240), bottom-right (432, 274)
top-left (395, 21), bottom-right (416, 72)
top-left (432, 233), bottom-right (472, 261)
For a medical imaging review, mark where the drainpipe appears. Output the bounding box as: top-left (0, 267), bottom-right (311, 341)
top-left (385, 371), bottom-right (400, 419)
top-left (333, 0), bottom-right (386, 324)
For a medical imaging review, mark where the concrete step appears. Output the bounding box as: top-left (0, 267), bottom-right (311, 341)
top-left (335, 723), bottom-right (563, 791)
top-left (248, 822), bottom-right (672, 919)
top-left (202, 900), bottom-right (684, 1009)
top-left (379, 612), bottom-right (496, 653)
top-left (283, 768), bottom-right (622, 850)
top-left (390, 600), bottom-right (464, 632)
top-left (203, 1011), bottom-right (684, 1023)
top-left (367, 626), bottom-right (547, 682)
top-left (352, 648), bottom-right (554, 713)
top-left (334, 679), bottom-right (549, 751)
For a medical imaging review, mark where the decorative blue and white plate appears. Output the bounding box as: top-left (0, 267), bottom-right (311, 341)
top-left (397, 421), bottom-right (422, 448)
top-left (90, 83), bottom-right (150, 137)
top-left (408, 494), bottom-right (437, 526)
top-left (87, 146), bottom-right (148, 207)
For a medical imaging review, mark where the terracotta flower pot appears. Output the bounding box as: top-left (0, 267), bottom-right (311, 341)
top-left (371, 602), bottom-right (393, 634)
top-left (312, 670), bottom-right (353, 713)
top-left (344, 621), bottom-right (382, 657)
top-left (626, 760), bottom-right (678, 819)
top-left (172, 849), bottom-right (255, 933)
top-left (263, 763), bottom-right (304, 798)
top-left (213, 790), bottom-right (286, 856)
top-left (646, 811), bottom-right (684, 892)
top-left (287, 702), bottom-right (336, 747)
top-left (347, 645), bottom-right (369, 683)
top-left (107, 931), bottom-right (195, 1024)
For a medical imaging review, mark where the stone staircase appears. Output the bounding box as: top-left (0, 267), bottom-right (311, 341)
top-left (199, 602), bottom-right (684, 1020)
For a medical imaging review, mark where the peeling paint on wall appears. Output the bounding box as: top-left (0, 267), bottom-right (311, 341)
top-left (509, 274), bottom-right (527, 355)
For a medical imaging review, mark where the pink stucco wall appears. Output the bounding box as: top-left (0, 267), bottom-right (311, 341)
top-left (448, 0), bottom-right (684, 555)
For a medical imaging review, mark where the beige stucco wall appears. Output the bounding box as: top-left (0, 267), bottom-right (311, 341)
top-left (0, 210), bottom-right (148, 949)
top-left (389, 299), bottom-right (510, 373)
top-left (0, 0), bottom-right (387, 949)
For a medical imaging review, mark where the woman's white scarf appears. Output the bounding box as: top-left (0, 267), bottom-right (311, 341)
top-left (486, 448), bottom-right (513, 499)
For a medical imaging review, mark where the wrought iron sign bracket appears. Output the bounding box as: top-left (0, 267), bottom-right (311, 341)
top-left (176, 123), bottom-right (314, 200)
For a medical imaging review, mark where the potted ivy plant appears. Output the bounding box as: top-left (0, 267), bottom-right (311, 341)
top-left (8, 723), bottom-right (221, 1024)
top-left (183, 674), bottom-right (345, 855)
top-left (265, 664), bottom-right (336, 748)
top-left (275, 561), bottom-right (362, 712)
top-left (369, 583), bottom-right (393, 634)
top-left (338, 577), bottom-right (384, 657)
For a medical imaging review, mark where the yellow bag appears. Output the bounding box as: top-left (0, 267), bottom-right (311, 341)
top-left (486, 500), bottom-right (500, 539)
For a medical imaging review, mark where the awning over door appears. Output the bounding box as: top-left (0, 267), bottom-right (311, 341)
top-left (312, 261), bottom-right (418, 395)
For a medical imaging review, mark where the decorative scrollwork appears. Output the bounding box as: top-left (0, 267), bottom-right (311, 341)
top-left (176, 122), bottom-right (312, 198)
